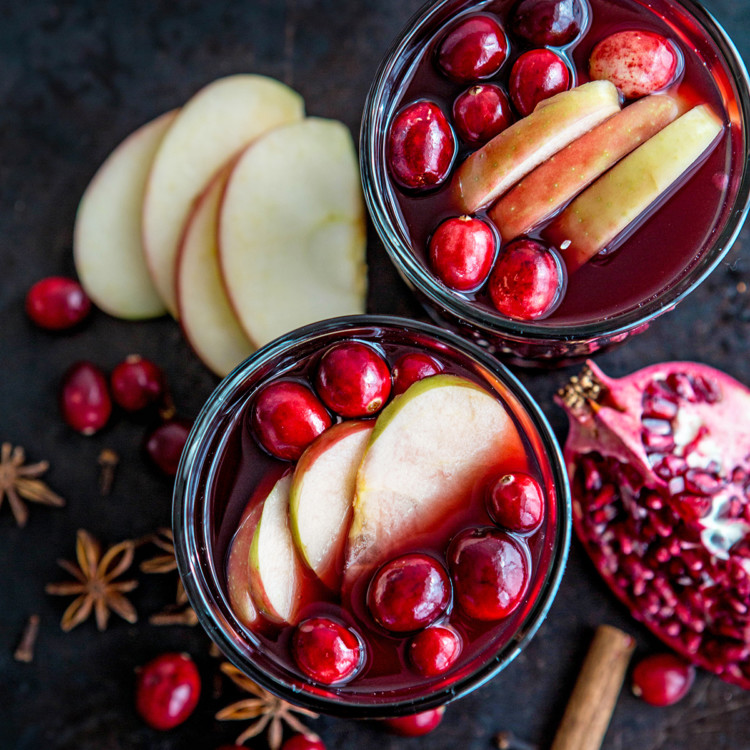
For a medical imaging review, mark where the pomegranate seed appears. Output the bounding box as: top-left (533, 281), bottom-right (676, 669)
top-left (511, 0), bottom-right (584, 47)
top-left (631, 653), bottom-right (695, 706)
top-left (145, 418), bottom-right (191, 477)
top-left (60, 361), bottom-right (112, 435)
top-left (509, 49), bottom-right (571, 117)
top-left (26, 276), bottom-right (91, 331)
top-left (281, 734), bottom-right (326, 750)
top-left (684, 468), bottom-right (721, 495)
top-left (436, 14), bottom-right (507, 82)
top-left (292, 617), bottom-right (362, 685)
top-left (452, 84), bottom-right (514, 145)
top-left (429, 215), bottom-right (497, 291)
top-left (409, 626), bottom-right (462, 677)
top-left (110, 355), bottom-right (165, 412)
top-left (383, 707), bottom-right (445, 736)
top-left (391, 352), bottom-right (443, 395)
top-left (135, 652), bottom-right (201, 730)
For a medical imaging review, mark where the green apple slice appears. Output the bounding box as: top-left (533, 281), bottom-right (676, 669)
top-left (226, 499), bottom-right (263, 630)
top-left (289, 421), bottom-right (373, 590)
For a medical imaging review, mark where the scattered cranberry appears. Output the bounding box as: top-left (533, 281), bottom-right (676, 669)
top-left (392, 352), bottom-right (443, 395)
top-left (281, 734), bottom-right (326, 750)
top-left (453, 84), bottom-right (514, 145)
top-left (488, 239), bottom-right (564, 321)
top-left (437, 14), bottom-right (508, 82)
top-left (409, 626), bottom-right (462, 677)
top-left (25, 276), bottom-right (91, 331)
top-left (632, 653), bottom-right (695, 706)
top-left (429, 216), bottom-right (497, 292)
top-left (315, 342), bottom-right (392, 417)
top-left (487, 472), bottom-right (544, 533)
top-left (60, 361), bottom-right (112, 435)
top-left (110, 355), bottom-right (165, 412)
top-left (367, 553), bottom-right (451, 633)
top-left (383, 707), bottom-right (445, 736)
top-left (252, 381), bottom-right (331, 461)
top-left (388, 100), bottom-right (456, 191)
top-left (509, 49), bottom-right (571, 116)
top-left (448, 527), bottom-right (530, 621)
top-left (145, 418), bottom-right (191, 476)
top-left (511, 0), bottom-right (584, 47)
top-left (135, 652), bottom-right (201, 731)
top-left (292, 617), bottom-right (362, 685)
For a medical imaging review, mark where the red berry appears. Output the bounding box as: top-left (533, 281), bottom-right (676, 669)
top-left (135, 652), bottom-right (201, 731)
top-left (511, 0), bottom-right (584, 47)
top-left (632, 653), bottom-right (695, 706)
top-left (252, 381), bottom-right (331, 461)
top-left (487, 472), bottom-right (544, 533)
top-left (315, 342), bottom-right (391, 418)
top-left (110, 355), bottom-right (165, 412)
top-left (25, 276), bottom-right (91, 331)
top-left (388, 100), bottom-right (456, 191)
top-left (409, 626), bottom-right (462, 677)
top-left (145, 418), bottom-right (191, 476)
top-left (391, 352), bottom-right (443, 395)
top-left (281, 734), bottom-right (326, 750)
top-left (448, 527), bottom-right (530, 621)
top-left (292, 617), bottom-right (362, 685)
top-left (383, 707), bottom-right (445, 736)
top-left (488, 239), bottom-right (564, 321)
top-left (437, 14), bottom-right (508, 82)
top-left (367, 553), bottom-right (451, 633)
top-left (60, 361), bottom-right (112, 435)
top-left (429, 216), bottom-right (497, 292)
top-left (453, 84), bottom-right (514, 145)
top-left (509, 49), bottom-right (571, 116)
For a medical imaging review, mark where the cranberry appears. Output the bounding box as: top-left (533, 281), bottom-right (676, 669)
top-left (511, 0), bottom-right (584, 47)
top-left (383, 707), bottom-right (445, 736)
top-left (281, 734), bottom-right (326, 750)
top-left (25, 276), bottom-right (91, 331)
top-left (487, 472), bottom-right (544, 533)
top-left (509, 49), bottom-right (571, 116)
top-left (367, 553), bottom-right (451, 633)
top-left (315, 342), bottom-right (391, 417)
top-left (60, 361), bottom-right (112, 435)
top-left (252, 381), bottom-right (331, 461)
top-left (145, 418), bottom-right (191, 476)
top-left (135, 652), bottom-right (201, 731)
top-left (391, 352), bottom-right (444, 395)
top-left (448, 528), bottom-right (530, 621)
top-left (292, 617), bottom-right (362, 685)
top-left (110, 355), bottom-right (165, 412)
top-left (437, 14), bottom-right (508, 82)
top-left (429, 216), bottom-right (497, 292)
top-left (387, 100), bottom-right (456, 191)
top-left (632, 653), bottom-right (695, 706)
top-left (488, 239), bottom-right (564, 320)
top-left (409, 626), bottom-right (462, 677)
top-left (453, 84), bottom-right (514, 146)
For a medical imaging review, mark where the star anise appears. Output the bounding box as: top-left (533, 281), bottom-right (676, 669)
top-left (215, 662), bottom-right (319, 749)
top-left (0, 442), bottom-right (65, 527)
top-left (45, 529), bottom-right (138, 631)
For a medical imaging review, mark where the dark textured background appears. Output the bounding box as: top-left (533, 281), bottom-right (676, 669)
top-left (1, 1), bottom-right (749, 748)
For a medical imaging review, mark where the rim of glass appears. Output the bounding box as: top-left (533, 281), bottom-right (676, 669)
top-left (360, 0), bottom-right (750, 344)
top-left (172, 314), bottom-right (572, 717)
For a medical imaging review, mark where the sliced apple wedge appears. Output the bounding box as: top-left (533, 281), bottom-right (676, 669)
top-left (73, 110), bottom-right (176, 319)
top-left (289, 421), bottom-right (373, 590)
top-left (490, 95), bottom-right (680, 240)
top-left (453, 80), bottom-right (621, 213)
top-left (219, 118), bottom-right (367, 347)
top-left (226, 499), bottom-right (263, 630)
top-left (142, 75), bottom-right (305, 316)
top-left (549, 104), bottom-right (724, 272)
top-left (176, 162), bottom-right (254, 377)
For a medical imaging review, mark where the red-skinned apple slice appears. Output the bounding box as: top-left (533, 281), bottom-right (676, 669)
top-left (74, 110), bottom-right (176, 319)
top-left (226, 498), bottom-right (263, 630)
top-left (142, 75), bottom-right (305, 316)
top-left (289, 421), bottom-right (373, 590)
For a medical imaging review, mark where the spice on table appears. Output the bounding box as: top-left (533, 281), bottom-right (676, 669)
top-left (493, 729), bottom-right (539, 750)
top-left (13, 614), bottom-right (40, 663)
top-left (97, 448), bottom-right (119, 495)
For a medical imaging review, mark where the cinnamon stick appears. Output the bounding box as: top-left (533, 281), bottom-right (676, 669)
top-left (550, 624), bottom-right (635, 750)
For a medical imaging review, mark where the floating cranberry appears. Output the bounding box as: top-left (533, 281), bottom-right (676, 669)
top-left (281, 734), bottom-right (326, 750)
top-left (110, 355), bottom-right (165, 412)
top-left (383, 707), bottom-right (445, 736)
top-left (409, 625), bottom-right (462, 677)
top-left (25, 276), bottom-right (92, 331)
top-left (292, 617), bottom-right (362, 685)
top-left (589, 30), bottom-right (679, 99)
top-left (509, 49), bottom-right (571, 116)
top-left (252, 381), bottom-right (331, 461)
top-left (391, 352), bottom-right (444, 395)
top-left (429, 216), bottom-right (497, 292)
top-left (315, 342), bottom-right (391, 417)
top-left (453, 84), bottom-right (514, 145)
top-left (448, 528), bottom-right (530, 620)
top-left (511, 0), bottom-right (584, 47)
top-left (368, 553), bottom-right (451, 633)
top-left (487, 472), bottom-right (544, 533)
top-left (60, 361), bottom-right (112, 435)
top-left (488, 239), bottom-right (564, 320)
top-left (387, 100), bottom-right (456, 191)
top-left (135, 652), bottom-right (201, 731)
top-left (632, 653), bottom-right (695, 706)
top-left (437, 14), bottom-right (508, 82)
top-left (145, 418), bottom-right (191, 476)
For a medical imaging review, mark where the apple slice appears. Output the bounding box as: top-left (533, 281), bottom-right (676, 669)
top-left (490, 95), bottom-right (680, 240)
top-left (453, 80), bottom-right (621, 213)
top-left (219, 118), bottom-right (367, 347)
top-left (176, 161), bottom-right (255, 377)
top-left (226, 499), bottom-right (263, 630)
top-left (549, 104), bottom-right (724, 272)
top-left (289, 421), bottom-right (373, 590)
top-left (142, 75), bottom-right (305, 316)
top-left (344, 375), bottom-right (526, 586)
top-left (73, 110), bottom-right (176, 319)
